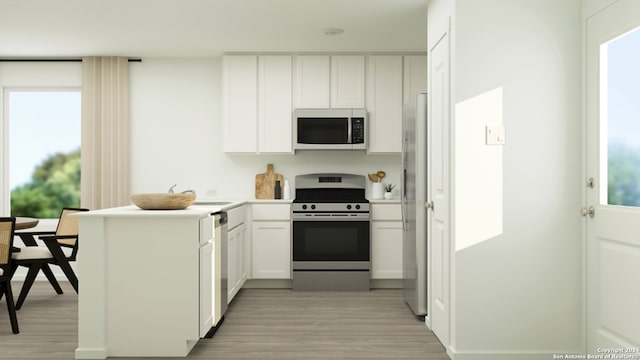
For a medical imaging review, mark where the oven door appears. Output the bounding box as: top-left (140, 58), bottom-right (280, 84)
top-left (292, 217), bottom-right (370, 270)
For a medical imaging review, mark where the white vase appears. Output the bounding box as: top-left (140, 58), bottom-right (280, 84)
top-left (371, 183), bottom-right (384, 199)
top-left (384, 192), bottom-right (393, 200)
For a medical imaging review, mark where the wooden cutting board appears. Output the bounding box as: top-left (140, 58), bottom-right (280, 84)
top-left (255, 164), bottom-right (284, 199)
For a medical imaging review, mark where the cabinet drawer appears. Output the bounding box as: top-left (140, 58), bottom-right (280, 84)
top-left (199, 216), bottom-right (214, 244)
top-left (252, 204), bottom-right (291, 221)
top-left (371, 204), bottom-right (402, 221)
top-left (227, 206), bottom-right (245, 230)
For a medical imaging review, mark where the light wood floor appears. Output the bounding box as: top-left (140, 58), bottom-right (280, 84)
top-left (0, 282), bottom-right (449, 360)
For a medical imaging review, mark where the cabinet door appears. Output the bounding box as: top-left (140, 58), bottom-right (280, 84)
top-left (366, 55), bottom-right (403, 153)
top-left (199, 241), bottom-right (213, 337)
top-left (403, 55), bottom-right (427, 105)
top-left (331, 55), bottom-right (365, 108)
top-left (223, 55), bottom-right (258, 153)
top-left (294, 55), bottom-right (330, 108)
top-left (238, 225), bottom-right (247, 286)
top-left (371, 221), bottom-right (403, 279)
top-left (252, 221), bottom-right (291, 279)
top-left (227, 227), bottom-right (240, 302)
top-left (258, 55), bottom-right (293, 153)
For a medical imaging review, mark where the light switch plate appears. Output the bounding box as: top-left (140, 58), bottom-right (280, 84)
top-left (486, 125), bottom-right (505, 145)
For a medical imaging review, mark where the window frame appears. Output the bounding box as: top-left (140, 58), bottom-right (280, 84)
top-left (1, 86), bottom-right (82, 219)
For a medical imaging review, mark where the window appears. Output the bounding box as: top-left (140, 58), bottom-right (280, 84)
top-left (6, 90), bottom-right (81, 218)
top-left (603, 26), bottom-right (640, 206)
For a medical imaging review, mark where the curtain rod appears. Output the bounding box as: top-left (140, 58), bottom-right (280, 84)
top-left (0, 58), bottom-right (142, 62)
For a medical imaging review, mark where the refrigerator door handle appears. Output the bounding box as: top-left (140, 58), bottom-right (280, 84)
top-left (401, 132), bottom-right (408, 231)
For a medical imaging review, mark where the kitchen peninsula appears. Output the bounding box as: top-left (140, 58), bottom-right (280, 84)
top-left (73, 204), bottom-right (238, 359)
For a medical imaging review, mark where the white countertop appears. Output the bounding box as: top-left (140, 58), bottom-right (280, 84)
top-left (74, 204), bottom-right (228, 218)
top-left (368, 198), bottom-right (401, 204)
top-left (75, 199), bottom-right (296, 218)
top-left (75, 198), bottom-right (393, 218)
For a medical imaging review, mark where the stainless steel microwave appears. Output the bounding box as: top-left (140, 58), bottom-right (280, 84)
top-left (293, 109), bottom-right (367, 150)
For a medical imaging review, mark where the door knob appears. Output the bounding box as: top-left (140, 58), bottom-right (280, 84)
top-left (581, 206), bottom-right (595, 218)
top-left (425, 201), bottom-right (434, 211)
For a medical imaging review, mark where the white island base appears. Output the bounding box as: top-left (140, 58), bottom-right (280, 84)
top-left (74, 205), bottom-right (222, 359)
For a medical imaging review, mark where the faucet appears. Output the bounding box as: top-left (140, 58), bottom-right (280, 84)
top-left (168, 184), bottom-right (195, 195)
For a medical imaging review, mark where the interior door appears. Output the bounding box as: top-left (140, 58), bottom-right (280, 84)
top-left (428, 30), bottom-right (450, 346)
top-left (586, 0), bottom-right (640, 353)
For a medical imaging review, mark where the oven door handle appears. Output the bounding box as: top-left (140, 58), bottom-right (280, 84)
top-left (292, 215), bottom-right (370, 221)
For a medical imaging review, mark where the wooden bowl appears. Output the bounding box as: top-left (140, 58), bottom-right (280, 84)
top-left (131, 193), bottom-right (196, 210)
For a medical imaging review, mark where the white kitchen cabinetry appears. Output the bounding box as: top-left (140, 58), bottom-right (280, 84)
top-left (403, 55), bottom-right (428, 105)
top-left (293, 55), bottom-right (365, 109)
top-left (251, 204), bottom-right (291, 279)
top-left (371, 203), bottom-right (403, 279)
top-left (366, 55), bottom-right (404, 153)
top-left (199, 216), bottom-right (214, 338)
top-left (294, 55), bottom-right (330, 108)
top-left (331, 55), bottom-right (365, 108)
top-left (223, 55), bottom-right (293, 154)
top-left (227, 206), bottom-right (247, 303)
top-left (258, 55), bottom-right (293, 153)
top-left (75, 207), bottom-right (223, 358)
top-left (223, 55), bottom-right (258, 153)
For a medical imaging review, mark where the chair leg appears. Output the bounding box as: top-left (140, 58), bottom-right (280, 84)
top-left (41, 264), bottom-right (64, 294)
top-left (2, 282), bottom-right (19, 334)
top-left (45, 243), bottom-right (78, 293)
top-left (15, 264), bottom-right (42, 310)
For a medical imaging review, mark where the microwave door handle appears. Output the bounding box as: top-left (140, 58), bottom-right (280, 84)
top-left (347, 117), bottom-right (352, 144)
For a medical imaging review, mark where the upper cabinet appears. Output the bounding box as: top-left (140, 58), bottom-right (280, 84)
top-left (366, 55), bottom-right (403, 153)
top-left (330, 55), bottom-right (365, 108)
top-left (223, 55), bottom-right (293, 154)
top-left (294, 55), bottom-right (365, 109)
top-left (258, 56), bottom-right (293, 153)
top-left (403, 55), bottom-right (428, 105)
top-left (294, 55), bottom-right (330, 108)
top-left (223, 53), bottom-right (426, 154)
top-left (222, 55), bottom-right (258, 153)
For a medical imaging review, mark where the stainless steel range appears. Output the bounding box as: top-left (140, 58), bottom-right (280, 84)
top-left (292, 173), bottom-right (370, 291)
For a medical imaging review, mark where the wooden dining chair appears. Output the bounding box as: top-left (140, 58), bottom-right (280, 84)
top-left (0, 217), bottom-right (19, 333)
top-left (11, 207), bottom-right (89, 310)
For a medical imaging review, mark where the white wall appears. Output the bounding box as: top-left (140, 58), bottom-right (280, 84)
top-left (447, 0), bottom-right (583, 358)
top-left (129, 58), bottom-right (401, 200)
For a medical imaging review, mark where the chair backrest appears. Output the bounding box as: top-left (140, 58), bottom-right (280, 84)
top-left (55, 208), bottom-right (90, 247)
top-left (0, 217), bottom-right (16, 275)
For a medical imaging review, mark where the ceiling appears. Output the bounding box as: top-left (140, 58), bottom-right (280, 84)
top-left (0, 0), bottom-right (428, 58)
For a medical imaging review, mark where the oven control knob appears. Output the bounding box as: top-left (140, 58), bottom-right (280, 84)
top-left (302, 204), bottom-right (307, 210)
top-left (355, 204), bottom-right (361, 210)
top-left (311, 204), bottom-right (316, 210)
top-left (347, 204), bottom-right (352, 210)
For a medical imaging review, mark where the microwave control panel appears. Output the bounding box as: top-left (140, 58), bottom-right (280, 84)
top-left (352, 118), bottom-right (365, 144)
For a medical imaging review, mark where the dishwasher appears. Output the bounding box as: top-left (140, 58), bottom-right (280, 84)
top-left (201, 210), bottom-right (228, 338)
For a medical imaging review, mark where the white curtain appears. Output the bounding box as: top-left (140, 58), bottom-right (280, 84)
top-left (81, 57), bottom-right (130, 209)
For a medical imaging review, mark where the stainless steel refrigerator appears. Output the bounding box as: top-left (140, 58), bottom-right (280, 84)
top-left (402, 92), bottom-right (427, 316)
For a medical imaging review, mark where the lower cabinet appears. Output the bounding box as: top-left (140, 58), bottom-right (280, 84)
top-left (371, 203), bottom-right (403, 279)
top-left (251, 204), bottom-right (291, 279)
top-left (227, 206), bottom-right (247, 303)
top-left (227, 224), bottom-right (247, 302)
top-left (199, 239), bottom-right (214, 337)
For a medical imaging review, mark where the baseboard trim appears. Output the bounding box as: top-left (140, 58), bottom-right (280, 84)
top-left (370, 279), bottom-right (402, 288)
top-left (75, 348), bottom-right (107, 359)
top-left (450, 349), bottom-right (581, 360)
top-left (243, 279), bottom-right (293, 289)
top-left (243, 279), bottom-right (402, 289)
